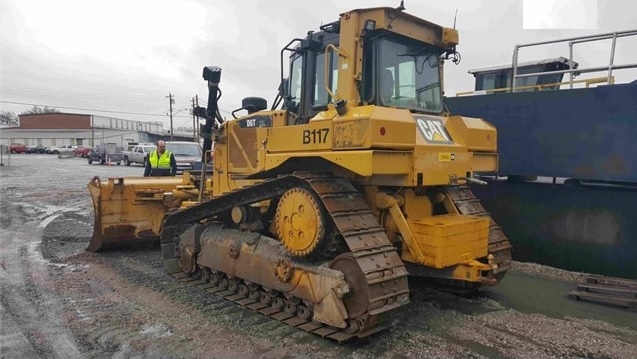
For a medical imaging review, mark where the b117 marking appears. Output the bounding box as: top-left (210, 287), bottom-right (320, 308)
top-left (303, 128), bottom-right (330, 144)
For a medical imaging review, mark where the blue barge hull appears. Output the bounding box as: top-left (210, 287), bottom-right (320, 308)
top-left (446, 82), bottom-right (637, 278)
top-left (446, 82), bottom-right (637, 182)
top-left (471, 180), bottom-right (637, 279)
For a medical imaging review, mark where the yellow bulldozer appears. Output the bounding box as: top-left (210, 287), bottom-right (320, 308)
top-left (87, 4), bottom-right (512, 341)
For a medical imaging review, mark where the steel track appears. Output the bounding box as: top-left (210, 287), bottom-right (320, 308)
top-left (161, 172), bottom-right (409, 342)
top-left (445, 186), bottom-right (513, 277)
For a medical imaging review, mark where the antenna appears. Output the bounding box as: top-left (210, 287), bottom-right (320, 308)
top-left (454, 8), bottom-right (458, 28)
top-left (397, 1), bottom-right (405, 11)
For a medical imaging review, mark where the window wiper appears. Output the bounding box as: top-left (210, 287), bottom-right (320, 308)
top-left (398, 48), bottom-right (429, 57)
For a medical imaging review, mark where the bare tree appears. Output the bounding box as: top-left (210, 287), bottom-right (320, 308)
top-left (20, 106), bottom-right (60, 115)
top-left (0, 111), bottom-right (19, 125)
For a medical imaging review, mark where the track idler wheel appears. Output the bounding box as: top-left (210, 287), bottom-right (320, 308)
top-left (329, 253), bottom-right (369, 319)
top-left (275, 187), bottom-right (327, 258)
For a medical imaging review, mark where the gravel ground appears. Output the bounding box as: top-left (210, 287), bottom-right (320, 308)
top-left (511, 261), bottom-right (589, 284)
top-left (1, 155), bottom-right (636, 358)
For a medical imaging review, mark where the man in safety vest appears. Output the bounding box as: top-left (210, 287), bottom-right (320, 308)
top-left (144, 140), bottom-right (177, 177)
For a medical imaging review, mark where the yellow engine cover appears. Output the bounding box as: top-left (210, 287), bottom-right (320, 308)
top-left (407, 214), bottom-right (489, 269)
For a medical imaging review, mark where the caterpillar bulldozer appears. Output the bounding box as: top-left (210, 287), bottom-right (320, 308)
top-left (87, 4), bottom-right (512, 341)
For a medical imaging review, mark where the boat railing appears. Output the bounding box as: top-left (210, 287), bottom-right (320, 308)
top-left (455, 76), bottom-right (613, 97)
top-left (512, 29), bottom-right (637, 92)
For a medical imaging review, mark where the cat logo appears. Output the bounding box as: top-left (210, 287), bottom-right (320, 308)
top-left (414, 116), bottom-right (453, 144)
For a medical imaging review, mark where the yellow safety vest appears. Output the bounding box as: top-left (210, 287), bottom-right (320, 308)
top-left (149, 149), bottom-right (173, 170)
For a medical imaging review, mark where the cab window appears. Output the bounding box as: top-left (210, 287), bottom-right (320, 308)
top-left (313, 51), bottom-right (338, 107)
top-left (288, 54), bottom-right (303, 114)
top-left (377, 38), bottom-right (443, 113)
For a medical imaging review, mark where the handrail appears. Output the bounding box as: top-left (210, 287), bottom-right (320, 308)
top-left (455, 76), bottom-right (613, 97)
top-left (324, 44), bottom-right (340, 102)
top-left (511, 29), bottom-right (637, 92)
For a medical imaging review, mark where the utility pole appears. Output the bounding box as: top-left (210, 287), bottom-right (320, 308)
top-left (167, 93), bottom-right (175, 140)
top-left (191, 96), bottom-right (196, 141)
top-left (195, 95), bottom-right (200, 141)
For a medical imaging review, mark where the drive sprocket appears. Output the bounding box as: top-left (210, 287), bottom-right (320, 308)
top-left (275, 187), bottom-right (326, 258)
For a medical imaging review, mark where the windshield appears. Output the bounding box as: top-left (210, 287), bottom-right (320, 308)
top-left (377, 38), bottom-right (443, 113)
top-left (106, 144), bottom-right (118, 154)
top-left (166, 143), bottom-right (201, 157)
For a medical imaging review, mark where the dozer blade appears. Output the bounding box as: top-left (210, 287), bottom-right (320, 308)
top-left (87, 176), bottom-right (191, 251)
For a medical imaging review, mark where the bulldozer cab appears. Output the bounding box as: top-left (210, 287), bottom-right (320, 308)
top-left (279, 6), bottom-right (459, 124)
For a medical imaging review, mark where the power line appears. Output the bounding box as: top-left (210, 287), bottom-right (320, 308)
top-left (1, 100), bottom-right (164, 116)
top-left (195, 100), bottom-right (233, 116)
top-left (177, 118), bottom-right (194, 128)
top-left (0, 87), bottom-right (164, 100)
top-left (0, 100), bottom-right (192, 118)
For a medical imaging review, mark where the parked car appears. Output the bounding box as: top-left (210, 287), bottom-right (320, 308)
top-left (9, 143), bottom-right (27, 154)
top-left (122, 144), bottom-right (155, 166)
top-left (165, 141), bottom-right (202, 174)
top-left (74, 145), bottom-right (93, 158)
top-left (87, 143), bottom-right (122, 165)
top-left (25, 145), bottom-right (47, 154)
top-left (47, 145), bottom-right (73, 154)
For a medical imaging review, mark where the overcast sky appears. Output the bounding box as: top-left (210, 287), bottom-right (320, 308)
top-left (1, 0), bottom-right (636, 129)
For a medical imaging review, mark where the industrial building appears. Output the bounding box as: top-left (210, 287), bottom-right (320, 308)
top-left (0, 113), bottom-right (194, 147)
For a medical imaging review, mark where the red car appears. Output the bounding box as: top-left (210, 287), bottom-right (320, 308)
top-left (9, 143), bottom-right (27, 154)
top-left (74, 146), bottom-right (93, 158)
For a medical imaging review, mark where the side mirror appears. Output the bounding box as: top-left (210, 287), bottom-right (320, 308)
top-left (279, 78), bottom-right (289, 98)
top-left (280, 78), bottom-right (294, 110)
